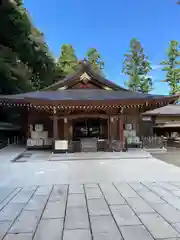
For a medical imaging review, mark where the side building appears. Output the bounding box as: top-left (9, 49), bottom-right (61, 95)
top-left (0, 61), bottom-right (178, 152)
top-left (143, 104), bottom-right (180, 146)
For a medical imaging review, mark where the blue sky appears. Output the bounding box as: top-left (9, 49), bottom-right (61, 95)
top-left (24, 0), bottom-right (180, 94)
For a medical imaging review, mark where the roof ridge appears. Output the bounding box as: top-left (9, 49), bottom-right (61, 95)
top-left (43, 61), bottom-right (125, 91)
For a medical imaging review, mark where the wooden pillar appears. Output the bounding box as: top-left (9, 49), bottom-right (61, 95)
top-left (53, 115), bottom-right (58, 140)
top-left (64, 117), bottom-right (68, 140)
top-left (109, 116), bottom-right (113, 142)
top-left (27, 111), bottom-right (31, 139)
top-left (107, 116), bottom-right (112, 150)
top-left (68, 119), bottom-right (73, 140)
top-left (107, 117), bottom-right (110, 142)
top-left (119, 116), bottom-right (124, 150)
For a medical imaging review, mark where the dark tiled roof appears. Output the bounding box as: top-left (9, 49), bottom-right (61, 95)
top-left (0, 90), bottom-right (176, 102)
top-left (143, 104), bottom-right (180, 116)
top-left (44, 61), bottom-right (125, 91)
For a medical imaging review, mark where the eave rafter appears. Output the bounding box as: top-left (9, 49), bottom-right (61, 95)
top-left (0, 95), bottom-right (177, 114)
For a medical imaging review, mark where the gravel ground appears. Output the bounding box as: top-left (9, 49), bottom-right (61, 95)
top-left (152, 148), bottom-right (180, 168)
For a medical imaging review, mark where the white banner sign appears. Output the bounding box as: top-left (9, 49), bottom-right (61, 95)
top-left (142, 116), bottom-right (152, 121)
top-left (55, 140), bottom-right (68, 150)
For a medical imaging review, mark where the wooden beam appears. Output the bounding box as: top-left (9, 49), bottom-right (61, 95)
top-left (56, 114), bottom-right (110, 119)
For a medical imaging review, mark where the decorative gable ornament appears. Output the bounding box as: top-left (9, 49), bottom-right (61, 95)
top-left (80, 72), bottom-right (91, 84)
top-left (103, 86), bottom-right (112, 91)
top-left (58, 86), bottom-right (67, 90)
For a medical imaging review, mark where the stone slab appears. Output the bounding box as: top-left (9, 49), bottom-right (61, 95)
top-left (85, 187), bottom-right (102, 199)
top-left (25, 195), bottom-right (48, 211)
top-left (87, 198), bottom-right (110, 216)
top-left (10, 190), bottom-right (35, 204)
top-left (120, 225), bottom-right (154, 240)
top-left (3, 233), bottom-right (32, 240)
top-left (138, 213), bottom-right (180, 239)
top-left (99, 183), bottom-right (126, 205)
top-left (9, 210), bottom-right (41, 234)
top-left (138, 190), bottom-right (165, 204)
top-left (42, 201), bottom-right (66, 219)
top-left (159, 182), bottom-right (180, 191)
top-left (126, 198), bottom-right (155, 213)
top-left (114, 183), bottom-right (139, 199)
top-left (144, 183), bottom-right (177, 201)
top-left (67, 194), bottom-right (86, 207)
top-left (172, 222), bottom-right (180, 233)
top-left (21, 186), bottom-right (37, 192)
top-left (84, 184), bottom-right (99, 188)
top-left (170, 182), bottom-right (180, 188)
top-left (152, 203), bottom-right (180, 223)
top-left (34, 218), bottom-right (63, 240)
top-left (69, 184), bottom-right (84, 194)
top-left (110, 205), bottom-right (141, 226)
top-left (49, 185), bottom-right (68, 202)
top-left (0, 203), bottom-right (24, 221)
top-left (63, 229), bottom-right (91, 240)
top-left (171, 190), bottom-right (180, 197)
top-left (129, 182), bottom-right (150, 192)
top-left (65, 207), bottom-right (89, 229)
top-left (0, 188), bottom-right (21, 211)
top-left (0, 222), bottom-right (12, 240)
top-left (0, 188), bottom-right (15, 204)
top-left (93, 232), bottom-right (122, 240)
top-left (90, 215), bottom-right (119, 234)
top-left (34, 186), bottom-right (52, 196)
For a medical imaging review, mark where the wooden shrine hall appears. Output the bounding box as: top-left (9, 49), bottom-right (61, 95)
top-left (0, 61), bottom-right (178, 153)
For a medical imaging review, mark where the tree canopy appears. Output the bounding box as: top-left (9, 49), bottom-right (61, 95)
top-left (160, 40), bottom-right (180, 95)
top-left (85, 48), bottom-right (104, 75)
top-left (0, 0), bottom-right (56, 93)
top-left (122, 38), bottom-right (152, 93)
top-left (56, 44), bottom-right (78, 77)
top-left (56, 46), bottom-right (105, 77)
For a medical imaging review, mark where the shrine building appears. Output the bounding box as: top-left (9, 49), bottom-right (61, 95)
top-left (0, 61), bottom-right (178, 152)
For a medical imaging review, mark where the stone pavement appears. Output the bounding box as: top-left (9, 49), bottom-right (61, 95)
top-left (2, 156), bottom-right (180, 188)
top-left (1, 182), bottom-right (180, 239)
top-left (0, 145), bottom-right (25, 163)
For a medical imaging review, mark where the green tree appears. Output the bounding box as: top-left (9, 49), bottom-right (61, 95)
top-left (160, 40), bottom-right (180, 95)
top-left (85, 48), bottom-right (104, 75)
top-left (122, 38), bottom-right (152, 93)
top-left (0, 45), bottom-right (32, 94)
top-left (57, 44), bottom-right (78, 77)
top-left (0, 0), bottom-right (57, 92)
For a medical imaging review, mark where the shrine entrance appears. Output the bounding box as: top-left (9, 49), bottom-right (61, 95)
top-left (73, 118), bottom-right (107, 141)
top-left (72, 118), bottom-right (108, 152)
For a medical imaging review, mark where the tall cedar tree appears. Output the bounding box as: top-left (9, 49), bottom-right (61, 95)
top-left (57, 44), bottom-right (78, 77)
top-left (85, 48), bottom-right (104, 75)
top-left (122, 38), bottom-right (152, 93)
top-left (160, 40), bottom-right (180, 95)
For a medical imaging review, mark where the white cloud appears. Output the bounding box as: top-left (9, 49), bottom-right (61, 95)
top-left (151, 64), bottom-right (162, 70)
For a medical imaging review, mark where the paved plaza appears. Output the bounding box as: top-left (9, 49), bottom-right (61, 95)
top-left (1, 148), bottom-right (180, 187)
top-left (1, 182), bottom-right (180, 239)
top-left (2, 146), bottom-right (180, 239)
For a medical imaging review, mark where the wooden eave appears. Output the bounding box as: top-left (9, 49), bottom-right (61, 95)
top-left (0, 94), bottom-right (177, 110)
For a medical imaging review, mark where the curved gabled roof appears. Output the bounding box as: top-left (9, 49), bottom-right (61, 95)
top-left (0, 61), bottom-right (179, 106)
top-left (44, 61), bottom-right (127, 91)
